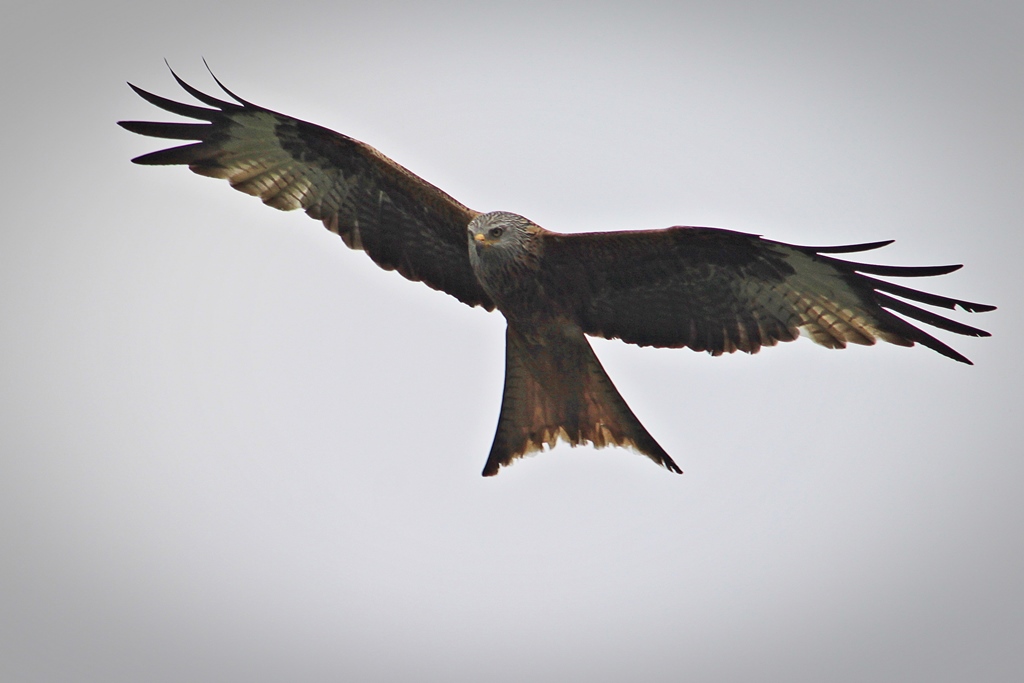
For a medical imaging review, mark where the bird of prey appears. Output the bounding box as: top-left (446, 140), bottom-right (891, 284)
top-left (119, 68), bottom-right (994, 477)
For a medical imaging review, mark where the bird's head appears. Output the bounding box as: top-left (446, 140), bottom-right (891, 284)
top-left (466, 211), bottom-right (545, 293)
top-left (467, 211), bottom-right (543, 264)
top-left (467, 211), bottom-right (537, 250)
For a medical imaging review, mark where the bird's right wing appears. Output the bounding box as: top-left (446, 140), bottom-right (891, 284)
top-left (119, 67), bottom-right (494, 310)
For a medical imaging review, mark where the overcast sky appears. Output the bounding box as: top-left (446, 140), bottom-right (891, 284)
top-left (1, 2), bottom-right (1021, 682)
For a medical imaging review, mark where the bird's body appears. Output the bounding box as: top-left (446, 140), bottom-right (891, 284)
top-left (467, 211), bottom-right (679, 474)
top-left (120, 68), bottom-right (994, 476)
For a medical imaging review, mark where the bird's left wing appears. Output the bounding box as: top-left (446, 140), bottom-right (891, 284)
top-left (539, 226), bottom-right (994, 363)
top-left (119, 68), bottom-right (494, 310)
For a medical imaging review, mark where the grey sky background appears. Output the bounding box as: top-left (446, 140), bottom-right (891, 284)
top-left (1, 1), bottom-right (1020, 681)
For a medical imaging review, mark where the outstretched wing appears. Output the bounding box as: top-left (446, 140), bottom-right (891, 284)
top-left (119, 68), bottom-right (493, 310)
top-left (540, 227), bottom-right (994, 364)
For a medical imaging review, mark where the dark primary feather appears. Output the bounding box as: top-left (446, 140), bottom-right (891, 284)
top-left (119, 72), bottom-right (493, 310)
top-left (539, 227), bottom-right (993, 364)
top-left (800, 239), bottom-right (894, 254)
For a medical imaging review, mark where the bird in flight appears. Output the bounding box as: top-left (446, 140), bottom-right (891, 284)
top-left (120, 66), bottom-right (994, 476)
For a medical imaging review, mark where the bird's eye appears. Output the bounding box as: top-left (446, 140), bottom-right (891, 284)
top-left (488, 227), bottom-right (504, 239)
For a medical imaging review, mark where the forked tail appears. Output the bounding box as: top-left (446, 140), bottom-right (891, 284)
top-left (482, 322), bottom-right (682, 476)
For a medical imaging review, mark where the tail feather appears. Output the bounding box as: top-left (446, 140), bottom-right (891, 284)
top-left (482, 323), bottom-right (681, 476)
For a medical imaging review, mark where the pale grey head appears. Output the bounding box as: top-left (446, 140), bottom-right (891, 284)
top-left (466, 211), bottom-right (544, 304)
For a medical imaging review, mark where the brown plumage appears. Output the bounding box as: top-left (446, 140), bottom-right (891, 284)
top-left (119, 67), bottom-right (995, 476)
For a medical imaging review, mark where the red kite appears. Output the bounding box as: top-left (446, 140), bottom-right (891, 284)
top-left (120, 68), bottom-right (994, 476)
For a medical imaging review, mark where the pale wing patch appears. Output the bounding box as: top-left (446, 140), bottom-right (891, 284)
top-left (188, 111), bottom-right (342, 213)
top-left (774, 249), bottom-right (908, 349)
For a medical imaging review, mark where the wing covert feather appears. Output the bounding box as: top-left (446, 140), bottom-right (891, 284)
top-left (119, 72), bottom-right (493, 310)
top-left (539, 227), bottom-right (993, 363)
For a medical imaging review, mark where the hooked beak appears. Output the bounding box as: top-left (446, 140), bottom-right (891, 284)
top-left (473, 233), bottom-right (486, 243)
